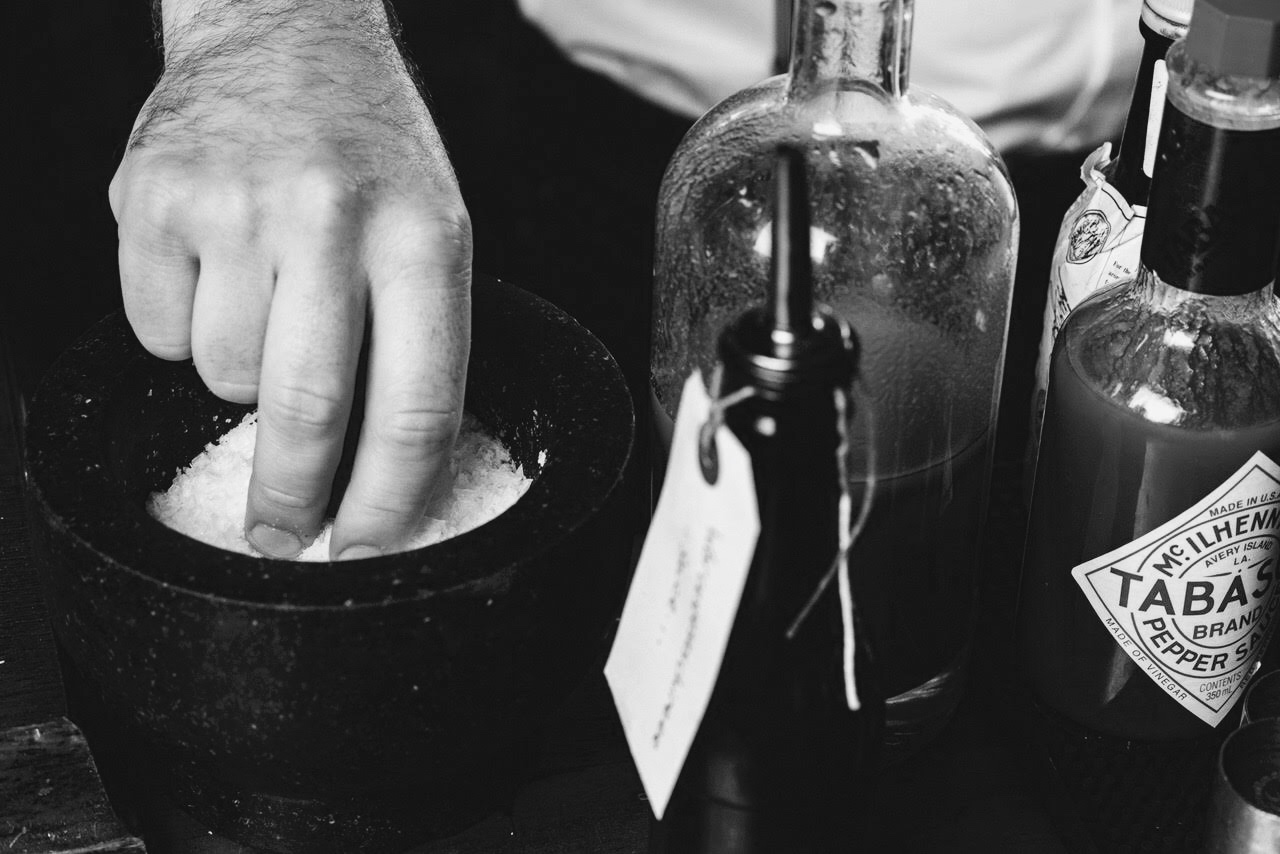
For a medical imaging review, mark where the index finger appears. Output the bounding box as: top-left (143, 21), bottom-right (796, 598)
top-left (329, 210), bottom-right (472, 560)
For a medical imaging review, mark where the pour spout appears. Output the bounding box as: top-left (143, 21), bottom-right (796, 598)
top-left (769, 145), bottom-right (815, 349)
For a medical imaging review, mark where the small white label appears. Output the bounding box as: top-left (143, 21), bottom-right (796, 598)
top-left (604, 372), bottom-right (761, 819)
top-left (1072, 452), bottom-right (1280, 727)
top-left (1032, 145), bottom-right (1146, 437)
top-left (1143, 59), bottom-right (1169, 179)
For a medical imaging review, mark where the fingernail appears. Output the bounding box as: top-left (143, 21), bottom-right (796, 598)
top-left (248, 524), bottom-right (303, 559)
top-left (339, 544), bottom-right (383, 562)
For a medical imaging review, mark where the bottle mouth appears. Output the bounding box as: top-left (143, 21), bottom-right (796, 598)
top-left (719, 307), bottom-right (856, 398)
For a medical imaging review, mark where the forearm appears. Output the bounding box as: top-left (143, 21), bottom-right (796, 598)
top-left (133, 0), bottom-right (426, 156)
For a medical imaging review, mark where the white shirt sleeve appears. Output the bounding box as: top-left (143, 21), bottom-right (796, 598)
top-left (518, 0), bottom-right (1146, 154)
top-left (912, 0), bottom-right (1145, 152)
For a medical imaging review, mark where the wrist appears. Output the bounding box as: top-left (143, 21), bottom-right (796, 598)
top-left (158, 0), bottom-right (393, 65)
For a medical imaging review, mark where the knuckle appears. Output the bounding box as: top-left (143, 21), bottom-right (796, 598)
top-left (292, 165), bottom-right (363, 226)
top-left (374, 406), bottom-right (459, 457)
top-left (382, 207), bottom-right (474, 286)
top-left (264, 382), bottom-right (348, 435)
top-left (354, 494), bottom-right (423, 524)
top-left (416, 207), bottom-right (473, 261)
top-left (198, 184), bottom-right (257, 236)
top-left (117, 156), bottom-right (198, 228)
top-left (120, 150), bottom-right (262, 241)
top-left (252, 478), bottom-right (321, 515)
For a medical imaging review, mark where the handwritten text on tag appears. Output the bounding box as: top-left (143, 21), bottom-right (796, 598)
top-left (604, 372), bottom-right (761, 820)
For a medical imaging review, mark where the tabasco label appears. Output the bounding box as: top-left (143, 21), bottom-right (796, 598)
top-left (1072, 452), bottom-right (1280, 727)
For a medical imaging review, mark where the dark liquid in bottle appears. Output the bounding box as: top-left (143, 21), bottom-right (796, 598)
top-left (851, 432), bottom-right (991, 698)
top-left (1020, 342), bottom-right (1280, 739)
top-left (652, 378), bottom-right (881, 853)
top-left (655, 410), bottom-right (991, 703)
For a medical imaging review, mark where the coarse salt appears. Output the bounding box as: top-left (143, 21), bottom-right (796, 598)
top-left (148, 412), bottom-right (533, 561)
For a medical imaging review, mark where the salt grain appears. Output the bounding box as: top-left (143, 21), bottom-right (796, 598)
top-left (148, 412), bottom-right (533, 561)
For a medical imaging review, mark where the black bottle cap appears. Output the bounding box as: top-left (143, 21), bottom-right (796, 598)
top-left (1185, 0), bottom-right (1280, 77)
top-left (718, 146), bottom-right (857, 397)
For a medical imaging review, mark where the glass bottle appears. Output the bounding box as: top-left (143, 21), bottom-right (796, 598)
top-left (1019, 0), bottom-right (1280, 741)
top-left (651, 147), bottom-right (881, 854)
top-left (650, 0), bottom-right (1018, 756)
top-left (1029, 0), bottom-right (1194, 476)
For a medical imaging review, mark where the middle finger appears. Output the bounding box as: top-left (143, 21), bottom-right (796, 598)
top-left (245, 179), bottom-right (367, 558)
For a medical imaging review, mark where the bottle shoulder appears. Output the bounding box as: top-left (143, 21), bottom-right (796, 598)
top-left (662, 76), bottom-right (791, 171)
top-left (663, 80), bottom-right (1011, 185)
top-left (658, 83), bottom-right (1017, 230)
top-left (1059, 278), bottom-right (1280, 429)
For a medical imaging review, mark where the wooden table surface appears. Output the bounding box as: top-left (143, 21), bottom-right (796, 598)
top-left (0, 343), bottom-right (146, 853)
top-left (0, 341), bottom-right (1220, 854)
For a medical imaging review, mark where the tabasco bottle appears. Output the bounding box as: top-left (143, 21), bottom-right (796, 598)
top-left (1019, 0), bottom-right (1280, 741)
top-left (649, 147), bottom-right (882, 853)
top-left (1028, 0), bottom-right (1194, 472)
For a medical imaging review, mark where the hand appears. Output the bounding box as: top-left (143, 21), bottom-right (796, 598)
top-left (110, 0), bottom-right (472, 560)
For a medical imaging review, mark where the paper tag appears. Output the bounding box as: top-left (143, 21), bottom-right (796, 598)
top-left (604, 372), bottom-right (761, 820)
top-left (1032, 145), bottom-right (1146, 434)
top-left (1072, 452), bottom-right (1280, 727)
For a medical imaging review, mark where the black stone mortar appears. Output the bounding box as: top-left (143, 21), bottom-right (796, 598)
top-left (23, 276), bottom-right (637, 853)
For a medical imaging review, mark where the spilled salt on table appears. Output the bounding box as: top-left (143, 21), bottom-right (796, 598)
top-left (148, 412), bottom-right (532, 561)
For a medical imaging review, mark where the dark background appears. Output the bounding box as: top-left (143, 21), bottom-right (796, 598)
top-left (7, 1), bottom-right (1078, 473)
top-left (10, 4), bottom-right (159, 395)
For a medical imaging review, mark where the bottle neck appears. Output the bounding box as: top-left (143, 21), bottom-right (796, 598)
top-left (1136, 264), bottom-right (1277, 313)
top-left (720, 344), bottom-right (848, 598)
top-left (1108, 19), bottom-right (1180, 201)
top-left (1141, 49), bottom-right (1280, 296)
top-left (786, 0), bottom-right (912, 101)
